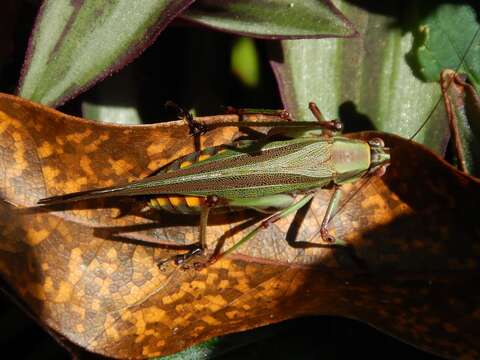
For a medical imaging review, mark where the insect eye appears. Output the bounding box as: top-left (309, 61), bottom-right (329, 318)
top-left (368, 138), bottom-right (384, 148)
top-left (332, 120), bottom-right (343, 132)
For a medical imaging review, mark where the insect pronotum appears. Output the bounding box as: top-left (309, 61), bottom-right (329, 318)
top-left (37, 102), bottom-right (390, 268)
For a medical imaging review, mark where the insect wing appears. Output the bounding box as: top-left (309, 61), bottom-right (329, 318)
top-left (37, 138), bottom-right (339, 205)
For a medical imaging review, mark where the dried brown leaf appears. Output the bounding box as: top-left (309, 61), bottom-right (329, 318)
top-left (0, 94), bottom-right (479, 358)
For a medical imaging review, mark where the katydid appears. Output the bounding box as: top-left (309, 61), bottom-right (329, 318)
top-left (37, 102), bottom-right (390, 268)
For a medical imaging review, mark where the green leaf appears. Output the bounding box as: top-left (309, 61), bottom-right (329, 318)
top-left (158, 338), bottom-right (220, 359)
top-left (81, 64), bottom-right (141, 124)
top-left (183, 0), bottom-right (357, 39)
top-left (155, 319), bottom-right (283, 359)
top-left (231, 37), bottom-right (260, 88)
top-left (82, 103), bottom-right (141, 125)
top-left (408, 3), bottom-right (480, 91)
top-left (18, 0), bottom-right (195, 107)
top-left (441, 71), bottom-right (480, 176)
top-left (271, 1), bottom-right (450, 153)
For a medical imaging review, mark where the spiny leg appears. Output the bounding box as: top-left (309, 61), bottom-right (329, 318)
top-left (165, 100), bottom-right (206, 136)
top-left (225, 106), bottom-right (291, 120)
top-left (308, 102), bottom-right (343, 134)
top-left (167, 101), bottom-right (343, 137)
top-left (227, 103), bottom-right (342, 134)
top-left (219, 103), bottom-right (343, 138)
top-left (176, 103), bottom-right (344, 135)
top-left (167, 102), bottom-right (292, 135)
top-left (207, 194), bottom-right (315, 265)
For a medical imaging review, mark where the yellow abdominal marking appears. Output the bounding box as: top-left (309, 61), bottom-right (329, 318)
top-left (180, 160), bottom-right (193, 168)
top-left (169, 196), bottom-right (186, 206)
top-left (185, 196), bottom-right (202, 207)
top-left (198, 153), bottom-right (211, 161)
top-left (154, 197), bottom-right (169, 207)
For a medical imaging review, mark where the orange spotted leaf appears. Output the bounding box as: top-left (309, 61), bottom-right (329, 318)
top-left (0, 93), bottom-right (479, 358)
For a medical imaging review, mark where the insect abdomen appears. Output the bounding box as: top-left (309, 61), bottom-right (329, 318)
top-left (148, 195), bottom-right (204, 214)
top-left (147, 145), bottom-right (227, 214)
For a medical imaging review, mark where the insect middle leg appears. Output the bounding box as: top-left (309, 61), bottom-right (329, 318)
top-left (159, 194), bottom-right (298, 268)
top-left (158, 196), bottom-right (218, 269)
top-left (208, 187), bottom-right (349, 265)
top-left (165, 187), bottom-right (349, 268)
top-left (207, 193), bottom-right (316, 265)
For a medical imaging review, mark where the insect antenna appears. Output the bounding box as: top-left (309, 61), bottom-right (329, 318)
top-left (319, 25), bottom-right (480, 236)
top-left (409, 26), bottom-right (480, 141)
top-left (306, 26), bottom-right (480, 244)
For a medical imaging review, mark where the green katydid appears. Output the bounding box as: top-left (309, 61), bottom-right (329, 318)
top-left (37, 102), bottom-right (390, 268)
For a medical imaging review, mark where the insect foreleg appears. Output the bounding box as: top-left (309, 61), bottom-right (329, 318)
top-left (319, 186), bottom-right (342, 243)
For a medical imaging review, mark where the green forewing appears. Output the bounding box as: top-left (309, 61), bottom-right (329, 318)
top-left (39, 137), bottom-right (371, 203)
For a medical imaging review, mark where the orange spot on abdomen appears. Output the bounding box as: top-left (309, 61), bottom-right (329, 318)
top-left (148, 195), bottom-right (203, 213)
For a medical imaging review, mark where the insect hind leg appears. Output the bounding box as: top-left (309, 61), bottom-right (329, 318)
top-left (165, 100), bottom-right (206, 136)
top-left (225, 106), bottom-right (291, 120)
top-left (308, 101), bottom-right (343, 134)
